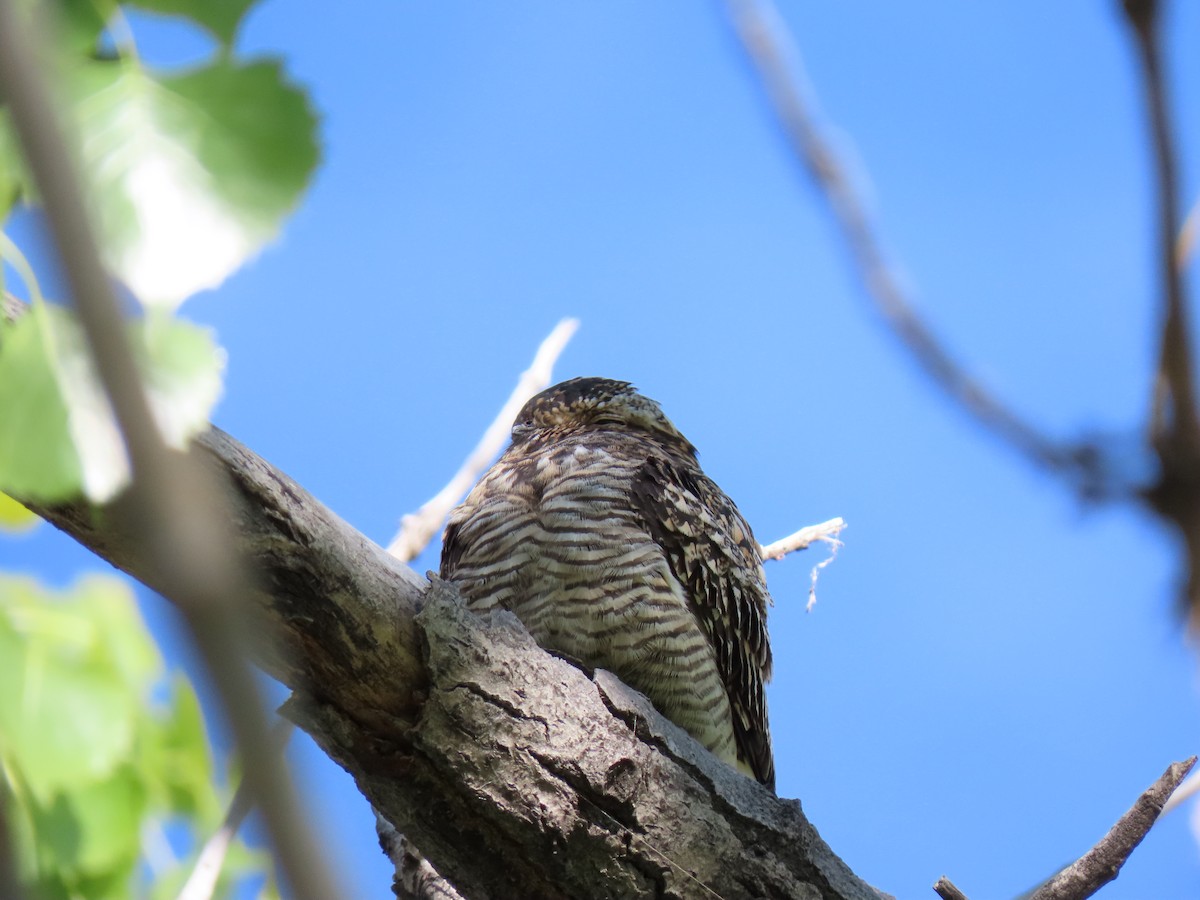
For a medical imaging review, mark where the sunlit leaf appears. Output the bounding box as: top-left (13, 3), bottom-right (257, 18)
top-left (0, 305), bottom-right (224, 503)
top-left (0, 308), bottom-right (86, 502)
top-left (32, 765), bottom-right (146, 876)
top-left (74, 56), bottom-right (319, 309)
top-left (0, 577), bottom-right (140, 798)
top-left (126, 0), bottom-right (259, 46)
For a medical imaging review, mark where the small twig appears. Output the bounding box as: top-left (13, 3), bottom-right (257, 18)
top-left (387, 318), bottom-right (579, 562)
top-left (0, 6), bottom-right (342, 899)
top-left (176, 722), bottom-right (294, 900)
top-left (759, 516), bottom-right (845, 561)
top-left (1024, 756), bottom-right (1195, 900)
top-left (932, 876), bottom-right (970, 900)
top-left (725, 0), bottom-right (1076, 480)
top-left (760, 516), bottom-right (847, 611)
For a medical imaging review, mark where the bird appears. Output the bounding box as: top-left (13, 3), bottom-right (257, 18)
top-left (440, 377), bottom-right (775, 790)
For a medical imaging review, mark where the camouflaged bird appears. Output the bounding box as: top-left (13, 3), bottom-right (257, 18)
top-left (440, 377), bottom-right (775, 789)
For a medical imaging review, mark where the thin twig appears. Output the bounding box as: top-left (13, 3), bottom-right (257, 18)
top-left (0, 6), bottom-right (342, 899)
top-left (176, 722), bottom-right (294, 900)
top-left (1025, 757), bottom-right (1195, 900)
top-left (759, 516), bottom-right (845, 561)
top-left (760, 516), bottom-right (847, 611)
top-left (387, 317), bottom-right (579, 562)
top-left (725, 0), bottom-right (1074, 479)
top-left (932, 876), bottom-right (970, 900)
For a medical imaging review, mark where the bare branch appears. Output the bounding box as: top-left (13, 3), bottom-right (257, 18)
top-left (387, 317), bottom-right (579, 562)
top-left (760, 516), bottom-right (847, 612)
top-left (0, 7), bottom-right (341, 898)
top-left (724, 0), bottom-right (1076, 481)
top-left (760, 516), bottom-right (846, 561)
top-left (932, 876), bottom-right (970, 900)
top-left (1025, 757), bottom-right (1195, 900)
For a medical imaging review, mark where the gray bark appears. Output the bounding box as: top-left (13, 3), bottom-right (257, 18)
top-left (24, 427), bottom-right (887, 900)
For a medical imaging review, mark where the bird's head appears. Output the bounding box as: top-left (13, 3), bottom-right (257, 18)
top-left (511, 377), bottom-right (697, 457)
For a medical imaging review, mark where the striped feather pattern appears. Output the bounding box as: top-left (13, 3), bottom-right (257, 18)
top-left (441, 378), bottom-right (774, 789)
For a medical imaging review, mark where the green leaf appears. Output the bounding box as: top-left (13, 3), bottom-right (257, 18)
top-left (0, 308), bottom-right (86, 502)
top-left (0, 111), bottom-right (31, 220)
top-left (0, 577), bottom-right (154, 798)
top-left (32, 765), bottom-right (146, 878)
top-left (73, 56), bottom-right (320, 309)
top-left (0, 491), bottom-right (39, 531)
top-left (136, 314), bottom-right (225, 453)
top-left (126, 0), bottom-right (259, 47)
top-left (0, 305), bottom-right (224, 503)
top-left (141, 674), bottom-right (218, 822)
top-left (58, 0), bottom-right (120, 55)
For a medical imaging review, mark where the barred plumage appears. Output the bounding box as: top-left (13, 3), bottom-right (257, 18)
top-left (440, 377), bottom-right (775, 789)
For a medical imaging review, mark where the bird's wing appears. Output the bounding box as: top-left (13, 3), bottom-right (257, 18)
top-left (632, 454), bottom-right (775, 790)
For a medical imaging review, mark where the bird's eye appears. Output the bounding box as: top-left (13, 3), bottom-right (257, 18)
top-left (512, 420), bottom-right (534, 437)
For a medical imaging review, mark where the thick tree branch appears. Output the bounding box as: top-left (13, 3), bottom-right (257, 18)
top-left (17, 427), bottom-right (887, 900)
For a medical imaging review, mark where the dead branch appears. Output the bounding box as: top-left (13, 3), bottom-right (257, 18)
top-left (1026, 757), bottom-right (1195, 900)
top-left (760, 516), bottom-right (846, 561)
top-left (931, 877), bottom-right (969, 900)
top-left (388, 318), bottom-right (579, 562)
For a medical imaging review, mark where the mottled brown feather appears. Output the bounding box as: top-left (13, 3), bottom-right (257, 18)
top-left (440, 377), bottom-right (775, 790)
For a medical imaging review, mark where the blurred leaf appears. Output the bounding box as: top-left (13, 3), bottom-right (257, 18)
top-left (74, 56), bottom-right (319, 309)
top-left (136, 313), bottom-right (225, 452)
top-left (126, 0), bottom-right (258, 46)
top-left (58, 0), bottom-right (120, 55)
top-left (143, 674), bottom-right (218, 821)
top-left (0, 308), bottom-right (86, 502)
top-left (0, 305), bottom-right (224, 503)
top-left (0, 574), bottom-right (270, 897)
top-left (0, 577), bottom-right (143, 798)
top-left (0, 110), bottom-right (31, 220)
top-left (32, 765), bottom-right (146, 877)
top-left (0, 491), bottom-right (39, 531)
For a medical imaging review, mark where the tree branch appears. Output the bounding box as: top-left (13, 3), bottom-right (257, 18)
top-left (1026, 757), bottom-right (1195, 900)
top-left (15, 427), bottom-right (887, 899)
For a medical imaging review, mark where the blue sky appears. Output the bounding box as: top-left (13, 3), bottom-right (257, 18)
top-left (4, 1), bottom-right (1200, 897)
